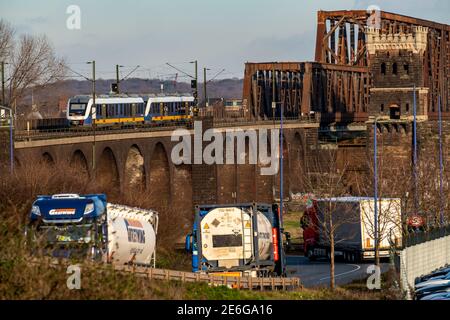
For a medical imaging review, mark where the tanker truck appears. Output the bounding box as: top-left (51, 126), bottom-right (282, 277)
top-left (185, 203), bottom-right (286, 277)
top-left (27, 194), bottom-right (158, 266)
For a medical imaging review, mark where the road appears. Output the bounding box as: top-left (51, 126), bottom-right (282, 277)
top-left (286, 255), bottom-right (390, 287)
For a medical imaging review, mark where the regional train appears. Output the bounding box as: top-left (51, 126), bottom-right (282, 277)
top-left (66, 94), bottom-right (197, 126)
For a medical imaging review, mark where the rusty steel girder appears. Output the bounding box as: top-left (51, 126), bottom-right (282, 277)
top-left (315, 10), bottom-right (450, 116)
top-left (242, 62), bottom-right (369, 122)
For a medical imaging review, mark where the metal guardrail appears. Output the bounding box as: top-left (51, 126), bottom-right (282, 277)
top-left (30, 257), bottom-right (300, 291)
top-left (115, 265), bottom-right (301, 290)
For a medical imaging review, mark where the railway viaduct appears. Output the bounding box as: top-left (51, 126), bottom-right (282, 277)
top-left (12, 121), bottom-right (324, 214)
top-left (2, 9), bottom-right (450, 226)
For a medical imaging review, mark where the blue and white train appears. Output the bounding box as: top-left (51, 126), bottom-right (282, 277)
top-left (67, 94), bottom-right (196, 126)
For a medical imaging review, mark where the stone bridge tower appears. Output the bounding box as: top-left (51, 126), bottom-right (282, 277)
top-left (366, 26), bottom-right (429, 120)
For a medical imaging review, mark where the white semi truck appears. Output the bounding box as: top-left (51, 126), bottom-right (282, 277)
top-left (302, 197), bottom-right (402, 261)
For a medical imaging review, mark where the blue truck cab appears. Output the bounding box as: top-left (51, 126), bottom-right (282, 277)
top-left (27, 193), bottom-right (108, 259)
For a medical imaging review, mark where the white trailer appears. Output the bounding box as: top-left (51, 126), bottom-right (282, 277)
top-left (303, 197), bottom-right (402, 261)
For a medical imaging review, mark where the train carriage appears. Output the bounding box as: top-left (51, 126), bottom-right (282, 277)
top-left (67, 94), bottom-right (196, 127)
top-left (143, 95), bottom-right (195, 122)
top-left (67, 95), bottom-right (145, 126)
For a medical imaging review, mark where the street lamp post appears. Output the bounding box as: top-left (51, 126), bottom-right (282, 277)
top-left (190, 61), bottom-right (198, 108)
top-left (373, 117), bottom-right (379, 265)
top-left (203, 68), bottom-right (210, 107)
top-left (413, 85), bottom-right (418, 214)
top-left (115, 65), bottom-right (124, 94)
top-left (438, 95), bottom-right (444, 225)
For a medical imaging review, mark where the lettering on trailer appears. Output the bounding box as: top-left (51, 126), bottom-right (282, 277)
top-left (124, 219), bottom-right (146, 243)
top-left (259, 232), bottom-right (271, 240)
top-left (49, 208), bottom-right (76, 216)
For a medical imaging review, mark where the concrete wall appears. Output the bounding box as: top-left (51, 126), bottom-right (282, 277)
top-left (400, 233), bottom-right (450, 299)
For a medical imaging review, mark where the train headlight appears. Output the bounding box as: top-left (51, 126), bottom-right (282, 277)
top-left (31, 205), bottom-right (41, 216)
top-left (84, 203), bottom-right (94, 215)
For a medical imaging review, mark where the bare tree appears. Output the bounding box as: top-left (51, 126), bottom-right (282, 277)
top-left (357, 126), bottom-right (449, 265)
top-left (0, 19), bottom-right (66, 113)
top-left (8, 34), bottom-right (66, 106)
top-left (0, 19), bottom-right (14, 61)
top-left (301, 148), bottom-right (357, 289)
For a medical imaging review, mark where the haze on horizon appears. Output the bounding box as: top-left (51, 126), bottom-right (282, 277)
top-left (1, 0), bottom-right (449, 81)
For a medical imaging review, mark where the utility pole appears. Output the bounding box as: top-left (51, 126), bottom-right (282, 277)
top-left (194, 60), bottom-right (198, 108)
top-left (272, 65), bottom-right (276, 120)
top-left (373, 117), bottom-right (379, 266)
top-left (438, 95), bottom-right (444, 225)
top-left (87, 60), bottom-right (96, 180)
top-left (203, 67), bottom-right (209, 107)
top-left (413, 85), bottom-right (418, 214)
top-left (116, 64), bottom-right (120, 94)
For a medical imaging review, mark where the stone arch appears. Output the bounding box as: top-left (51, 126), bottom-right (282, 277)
top-left (70, 150), bottom-right (89, 180)
top-left (400, 124), bottom-right (408, 135)
top-left (172, 164), bottom-right (193, 228)
top-left (290, 131), bottom-right (305, 193)
top-left (14, 157), bottom-right (21, 169)
top-left (237, 136), bottom-right (256, 203)
top-left (148, 142), bottom-right (170, 208)
top-left (274, 134), bottom-right (290, 200)
top-left (124, 145), bottom-right (145, 191)
top-left (255, 131), bottom-right (275, 203)
top-left (97, 147), bottom-right (120, 193)
top-left (217, 135), bottom-right (237, 203)
top-left (41, 152), bottom-right (55, 166)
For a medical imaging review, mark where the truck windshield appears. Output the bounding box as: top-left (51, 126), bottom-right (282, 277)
top-left (38, 224), bottom-right (92, 244)
top-left (69, 103), bottom-right (87, 115)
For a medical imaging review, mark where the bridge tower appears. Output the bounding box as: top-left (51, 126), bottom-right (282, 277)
top-left (366, 26), bottom-right (429, 120)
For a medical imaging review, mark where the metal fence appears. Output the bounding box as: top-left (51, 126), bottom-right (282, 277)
top-left (405, 225), bottom-right (450, 247)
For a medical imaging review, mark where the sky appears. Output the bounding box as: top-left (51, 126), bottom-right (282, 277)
top-left (1, 0), bottom-right (450, 80)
